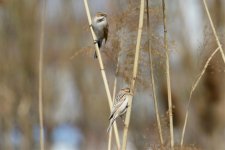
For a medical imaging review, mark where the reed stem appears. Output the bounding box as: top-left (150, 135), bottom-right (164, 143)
top-left (121, 0), bottom-right (145, 149)
top-left (83, 0), bottom-right (120, 148)
top-left (146, 0), bottom-right (164, 145)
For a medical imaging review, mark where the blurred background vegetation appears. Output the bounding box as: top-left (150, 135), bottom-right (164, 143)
top-left (0, 0), bottom-right (225, 150)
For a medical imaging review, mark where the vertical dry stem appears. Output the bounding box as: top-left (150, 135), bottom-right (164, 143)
top-left (180, 47), bottom-right (220, 146)
top-left (146, 0), bottom-right (164, 145)
top-left (38, 0), bottom-right (46, 150)
top-left (83, 0), bottom-right (120, 149)
top-left (181, 0), bottom-right (225, 146)
top-left (121, 0), bottom-right (145, 149)
top-left (108, 126), bottom-right (113, 150)
top-left (202, 0), bottom-right (225, 64)
top-left (108, 62), bottom-right (119, 150)
top-left (161, 0), bottom-right (174, 148)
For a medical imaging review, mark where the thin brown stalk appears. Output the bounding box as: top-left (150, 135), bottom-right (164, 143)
top-left (121, 0), bottom-right (145, 149)
top-left (180, 47), bottom-right (220, 146)
top-left (38, 0), bottom-right (46, 150)
top-left (108, 60), bottom-right (119, 150)
top-left (83, 0), bottom-right (120, 149)
top-left (112, 62), bottom-right (119, 101)
top-left (108, 127), bottom-right (113, 150)
top-left (202, 0), bottom-right (225, 64)
top-left (181, 0), bottom-right (225, 146)
top-left (146, 0), bottom-right (164, 145)
top-left (162, 0), bottom-right (174, 148)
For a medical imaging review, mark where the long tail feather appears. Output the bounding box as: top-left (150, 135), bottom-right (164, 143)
top-left (93, 40), bottom-right (102, 59)
top-left (94, 51), bottom-right (98, 59)
top-left (107, 119), bottom-right (115, 132)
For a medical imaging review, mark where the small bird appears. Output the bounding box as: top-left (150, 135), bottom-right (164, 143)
top-left (107, 87), bottom-right (131, 132)
top-left (92, 12), bottom-right (108, 59)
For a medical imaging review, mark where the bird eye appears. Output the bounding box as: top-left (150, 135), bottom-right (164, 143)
top-left (97, 18), bottom-right (104, 23)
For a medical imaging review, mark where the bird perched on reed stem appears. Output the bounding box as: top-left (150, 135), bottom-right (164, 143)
top-left (92, 12), bottom-right (108, 59)
top-left (107, 87), bottom-right (131, 132)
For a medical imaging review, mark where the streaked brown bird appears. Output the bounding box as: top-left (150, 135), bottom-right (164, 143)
top-left (107, 87), bottom-right (131, 132)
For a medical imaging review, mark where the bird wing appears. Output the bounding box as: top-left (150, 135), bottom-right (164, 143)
top-left (114, 91), bottom-right (126, 102)
top-left (103, 24), bottom-right (108, 43)
top-left (109, 95), bottom-right (126, 120)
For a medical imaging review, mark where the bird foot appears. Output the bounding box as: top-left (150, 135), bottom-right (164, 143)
top-left (93, 40), bottom-right (97, 44)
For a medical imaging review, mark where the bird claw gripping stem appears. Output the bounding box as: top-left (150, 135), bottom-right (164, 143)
top-left (93, 40), bottom-right (98, 44)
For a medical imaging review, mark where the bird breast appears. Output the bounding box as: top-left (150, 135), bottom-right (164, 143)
top-left (93, 22), bottom-right (106, 39)
top-left (118, 97), bottom-right (128, 115)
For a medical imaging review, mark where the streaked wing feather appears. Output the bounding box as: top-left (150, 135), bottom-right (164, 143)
top-left (115, 91), bottom-right (125, 103)
top-left (109, 96), bottom-right (126, 120)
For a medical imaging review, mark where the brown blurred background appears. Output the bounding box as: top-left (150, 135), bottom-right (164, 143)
top-left (0, 0), bottom-right (225, 150)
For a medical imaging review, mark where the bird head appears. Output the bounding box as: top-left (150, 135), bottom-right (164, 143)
top-left (121, 87), bottom-right (131, 93)
top-left (94, 12), bottom-right (107, 24)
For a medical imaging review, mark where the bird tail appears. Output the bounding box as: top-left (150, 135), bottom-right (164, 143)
top-left (107, 119), bottom-right (115, 133)
top-left (94, 51), bottom-right (98, 59)
top-left (97, 40), bottom-right (102, 48)
top-left (93, 40), bottom-right (102, 59)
